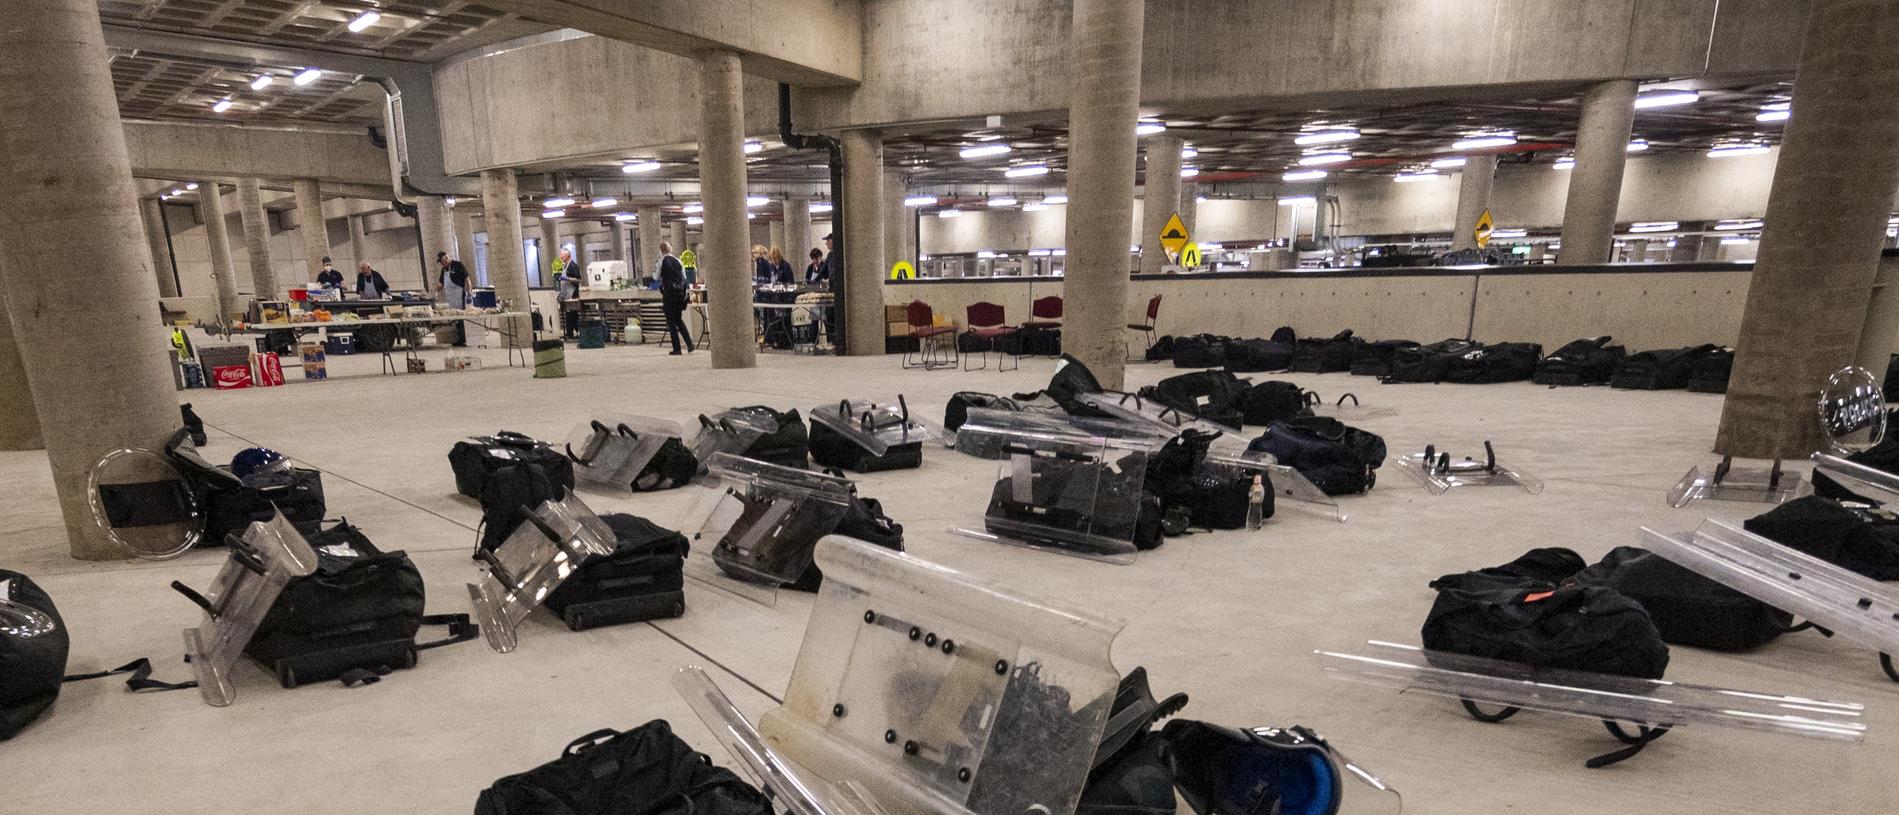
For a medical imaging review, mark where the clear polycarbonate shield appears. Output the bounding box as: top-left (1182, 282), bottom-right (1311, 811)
top-left (695, 452), bottom-right (856, 588)
top-left (1209, 449), bottom-right (1346, 523)
top-left (759, 536), bottom-right (1125, 815)
top-left (1316, 641), bottom-right (1866, 744)
top-left (949, 413), bottom-right (1153, 564)
top-left (0, 577), bottom-right (58, 639)
top-left (1074, 391), bottom-right (1243, 450)
top-left (1641, 519), bottom-right (1899, 679)
top-left (178, 512), bottom-right (320, 706)
top-left (88, 444), bottom-right (203, 560)
top-left (1666, 458), bottom-right (1800, 508)
top-left (952, 408), bottom-right (1161, 460)
top-left (466, 492), bottom-right (618, 653)
top-left (811, 396), bottom-right (938, 457)
top-left (1818, 365), bottom-right (1887, 454)
top-left (1394, 441), bottom-right (1542, 494)
top-left (688, 409), bottom-right (778, 477)
top-left (1813, 452), bottom-right (1899, 505)
top-left (1309, 392), bottom-right (1397, 421)
top-left (562, 415), bottom-right (683, 489)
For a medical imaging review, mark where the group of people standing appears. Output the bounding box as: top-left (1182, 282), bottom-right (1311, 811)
top-left (654, 233), bottom-right (840, 356)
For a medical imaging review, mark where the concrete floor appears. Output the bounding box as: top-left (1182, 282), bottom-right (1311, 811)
top-left (2, 339), bottom-right (1893, 814)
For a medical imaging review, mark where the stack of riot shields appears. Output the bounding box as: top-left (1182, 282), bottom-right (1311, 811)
top-left (562, 415), bottom-right (686, 491)
top-left (466, 492), bottom-right (619, 653)
top-left (1395, 441), bottom-right (1542, 495)
top-left (697, 452), bottom-right (858, 589)
top-left (808, 396), bottom-right (937, 472)
top-left (173, 512), bottom-right (321, 706)
top-left (951, 410), bottom-right (1156, 564)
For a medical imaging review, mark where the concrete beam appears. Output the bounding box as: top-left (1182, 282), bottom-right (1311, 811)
top-left (124, 120), bottom-right (389, 187)
top-left (476, 0), bottom-right (862, 86)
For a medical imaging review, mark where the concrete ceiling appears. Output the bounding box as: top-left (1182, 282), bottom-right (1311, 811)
top-left (109, 46), bottom-right (387, 127)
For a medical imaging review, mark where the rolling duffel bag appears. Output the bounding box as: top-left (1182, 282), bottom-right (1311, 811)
top-left (1383, 339), bottom-right (1480, 384)
top-left (1170, 334), bottom-right (1232, 369)
top-left (1289, 330), bottom-right (1361, 373)
top-left (542, 513), bottom-right (688, 630)
top-left (1246, 416), bottom-right (1384, 495)
top-left (808, 418), bottom-right (923, 473)
top-left (1240, 381), bottom-right (1312, 427)
top-left (1349, 339), bottom-right (1420, 378)
top-left (731, 406), bottom-right (809, 469)
top-left (1222, 338), bottom-right (1295, 373)
top-left (1140, 370), bottom-right (1249, 432)
top-left (1743, 495), bottom-right (1899, 580)
top-left (1685, 346), bottom-right (1736, 393)
top-left (1577, 546), bottom-right (1794, 652)
top-left (1533, 336), bottom-right (1625, 386)
top-left (475, 720), bottom-right (772, 815)
top-left (450, 431), bottom-right (575, 501)
top-left (0, 571), bottom-right (67, 742)
top-left (1610, 344), bottom-right (1719, 390)
top-left (242, 521), bottom-right (439, 688)
top-left (1422, 547), bottom-right (1670, 680)
top-left (1444, 342), bottom-right (1542, 384)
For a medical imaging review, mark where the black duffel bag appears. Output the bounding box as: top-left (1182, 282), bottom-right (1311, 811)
top-left (631, 437), bottom-right (700, 492)
top-left (1144, 335), bottom-right (1177, 363)
top-left (1240, 381), bottom-right (1312, 427)
top-left (475, 720), bottom-right (773, 815)
top-left (1349, 339), bottom-right (1420, 378)
top-left (450, 431), bottom-right (575, 500)
top-left (543, 513), bottom-right (688, 629)
top-left (789, 490), bottom-right (905, 592)
top-left (166, 431), bottom-right (325, 544)
top-left (732, 405), bottom-right (809, 469)
top-left (1422, 547), bottom-right (1670, 680)
top-left (1444, 342), bottom-right (1542, 384)
top-left (808, 418), bottom-right (923, 473)
top-left (1577, 547), bottom-right (1793, 652)
top-left (1222, 338), bottom-right (1295, 373)
top-left (1384, 339), bottom-right (1480, 384)
top-left (1171, 334), bottom-right (1232, 369)
top-left (245, 521), bottom-right (430, 687)
top-left (1813, 410), bottom-right (1899, 503)
top-left (1743, 495), bottom-right (1899, 580)
top-left (475, 457), bottom-right (570, 554)
top-left (0, 571), bottom-right (67, 742)
top-left (945, 391), bottom-right (1020, 432)
top-left (1534, 336), bottom-right (1626, 386)
top-left (1288, 330), bottom-right (1361, 373)
top-left (1246, 416), bottom-right (1384, 495)
top-left (1139, 371), bottom-right (1249, 432)
top-left (1610, 344), bottom-right (1720, 390)
top-left (1685, 346), bottom-right (1736, 393)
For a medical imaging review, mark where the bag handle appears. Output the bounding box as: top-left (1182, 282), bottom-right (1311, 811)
top-left (563, 728), bottom-right (622, 757)
top-left (1587, 721), bottom-right (1672, 768)
top-left (416, 613), bottom-right (480, 651)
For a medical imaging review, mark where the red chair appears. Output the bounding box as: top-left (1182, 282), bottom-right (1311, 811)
top-left (1125, 294), bottom-right (1163, 360)
top-left (962, 301), bottom-right (1019, 371)
top-left (902, 300), bottom-right (958, 370)
top-left (1018, 295), bottom-right (1064, 356)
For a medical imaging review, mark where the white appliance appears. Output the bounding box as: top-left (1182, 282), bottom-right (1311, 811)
top-left (586, 260), bottom-right (626, 291)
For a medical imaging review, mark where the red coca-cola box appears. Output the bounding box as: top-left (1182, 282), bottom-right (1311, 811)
top-left (256, 353), bottom-right (285, 387)
top-left (211, 364), bottom-right (253, 390)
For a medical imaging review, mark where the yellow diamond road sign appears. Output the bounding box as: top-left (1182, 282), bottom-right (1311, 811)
top-left (1160, 212), bottom-right (1190, 257)
top-left (1473, 209), bottom-right (1495, 249)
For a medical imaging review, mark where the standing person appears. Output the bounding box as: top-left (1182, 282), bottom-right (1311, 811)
top-left (354, 262), bottom-right (388, 300)
top-left (434, 251), bottom-right (472, 347)
top-left (751, 244), bottom-right (773, 286)
top-left (315, 256), bottom-right (343, 290)
top-left (556, 248), bottom-right (583, 338)
top-left (657, 241), bottom-right (694, 355)
top-left (821, 233), bottom-right (841, 282)
top-left (768, 246), bottom-right (795, 285)
top-left (804, 248), bottom-right (826, 284)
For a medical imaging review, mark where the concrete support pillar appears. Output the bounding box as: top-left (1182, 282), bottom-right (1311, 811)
top-left (1718, 0), bottom-right (1899, 458)
top-left (347, 212), bottom-right (368, 268)
top-left (636, 206), bottom-right (662, 279)
top-left (0, 0), bottom-right (181, 558)
top-left (235, 178), bottom-right (276, 299)
top-left (140, 197), bottom-right (179, 297)
top-left (1062, 0), bottom-right (1145, 388)
top-left (1557, 79), bottom-right (1638, 265)
top-left (479, 169), bottom-right (530, 347)
top-left (1139, 135), bottom-right (1184, 275)
top-left (671, 221), bottom-right (689, 259)
top-left (884, 171), bottom-right (915, 275)
top-left (538, 217), bottom-right (559, 286)
top-left (1449, 155), bottom-right (1498, 252)
top-left (1180, 183), bottom-right (1199, 239)
top-left (768, 219), bottom-right (786, 254)
top-left (453, 206), bottom-right (479, 274)
top-left (200, 182), bottom-right (240, 317)
top-left (841, 130), bottom-right (886, 355)
top-left (785, 194), bottom-right (812, 278)
top-left (415, 196), bottom-right (455, 288)
top-left (292, 178), bottom-right (331, 280)
top-left (1627, 239), bottom-right (1650, 263)
top-left (609, 221), bottom-right (627, 262)
top-left (698, 50), bottom-right (755, 368)
top-left (0, 280), bottom-right (44, 451)
top-left (1855, 255), bottom-right (1899, 373)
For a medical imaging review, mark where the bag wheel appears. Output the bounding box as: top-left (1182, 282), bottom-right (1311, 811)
top-left (401, 648), bottom-right (418, 670)
top-left (567, 612), bottom-right (586, 632)
top-left (1459, 698), bottom-right (1521, 723)
top-left (278, 664), bottom-right (299, 689)
top-left (671, 600), bottom-right (686, 617)
top-left (1881, 652), bottom-right (1898, 683)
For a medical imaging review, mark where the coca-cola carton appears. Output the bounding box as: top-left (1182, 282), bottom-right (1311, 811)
top-left (210, 365), bottom-right (253, 390)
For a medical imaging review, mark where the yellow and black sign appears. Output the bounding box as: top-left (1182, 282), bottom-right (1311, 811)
top-left (1160, 212), bottom-right (1190, 257)
top-left (889, 261), bottom-right (915, 280)
top-left (1179, 242), bottom-right (1202, 269)
top-left (679, 248), bottom-right (698, 268)
top-left (1473, 209), bottom-right (1495, 249)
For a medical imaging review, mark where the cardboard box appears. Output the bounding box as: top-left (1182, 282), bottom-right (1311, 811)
top-left (211, 365), bottom-right (253, 390)
top-left (256, 353), bottom-right (284, 387)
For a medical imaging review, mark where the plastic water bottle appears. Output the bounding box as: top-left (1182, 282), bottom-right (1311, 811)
top-left (1247, 474), bottom-right (1266, 530)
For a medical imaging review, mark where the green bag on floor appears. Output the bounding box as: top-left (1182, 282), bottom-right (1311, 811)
top-left (533, 339), bottom-right (566, 379)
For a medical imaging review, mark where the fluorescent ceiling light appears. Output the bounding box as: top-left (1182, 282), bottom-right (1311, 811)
top-left (743, 141), bottom-right (764, 154)
top-left (1297, 152), bottom-right (1351, 166)
top-left (621, 160), bottom-right (661, 174)
top-left (1195, 195), bottom-right (1207, 202)
top-left (541, 209), bottom-right (565, 218)
top-left (1721, 237), bottom-right (1751, 246)
top-left (903, 195), bottom-right (937, 207)
top-left (543, 197), bottom-right (575, 208)
top-left (1393, 171), bottom-right (1438, 183)
top-left (686, 216), bottom-right (703, 225)
top-left (747, 213), bottom-right (756, 220)
top-left (590, 197), bottom-right (617, 208)
top-left (1294, 129), bottom-right (1360, 146)
top-left (1022, 203), bottom-right (1047, 212)
top-left (293, 68), bottom-right (321, 86)
top-left (1708, 143), bottom-right (1770, 158)
top-left (1199, 242), bottom-right (1223, 250)
top-left (1490, 229), bottom-right (1527, 239)
top-left (1052, 249), bottom-right (1066, 256)
top-left (1281, 170), bottom-right (1327, 182)
top-left (212, 99), bottom-right (234, 113)
top-left (1713, 220), bottom-right (1763, 231)
top-left (987, 197), bottom-right (1018, 207)
top-left (167, 188), bottom-right (184, 197)
top-left (1044, 195), bottom-right (1068, 204)
top-left (959, 144), bottom-right (1012, 159)
top-left (1027, 249), bottom-right (1051, 257)
top-left (1633, 90), bottom-right (1700, 109)
top-left (1629, 221), bottom-right (1679, 233)
top-left (1625, 140), bottom-right (1650, 152)
top-left (1179, 167), bottom-right (1200, 178)
top-left (1136, 123), bottom-right (1166, 136)
top-left (1552, 158), bottom-right (1575, 170)
top-left (250, 75), bottom-right (273, 90)
top-left (1004, 164), bottom-right (1050, 178)
top-left (614, 212), bottom-right (637, 222)
top-left (809, 202), bottom-right (833, 213)
top-left (1756, 109), bottom-right (1791, 123)
top-left (347, 10), bottom-right (380, 32)
top-left (938, 209), bottom-right (962, 219)
top-left (977, 251), bottom-right (998, 259)
top-left (1430, 157), bottom-right (1467, 169)
top-left (1278, 196), bottom-right (1316, 206)
top-left (746, 196), bottom-right (769, 207)
top-left (1452, 133), bottom-right (1516, 150)
top-left (1180, 147), bottom-right (1198, 159)
top-left (682, 202), bottom-right (703, 213)
top-left (185, 182), bottom-right (199, 190)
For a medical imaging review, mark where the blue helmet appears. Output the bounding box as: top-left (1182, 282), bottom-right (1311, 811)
top-left (230, 448), bottom-right (288, 480)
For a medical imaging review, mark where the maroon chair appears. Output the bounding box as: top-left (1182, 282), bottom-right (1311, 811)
top-left (1018, 295), bottom-right (1064, 356)
top-left (1125, 294), bottom-right (1163, 359)
top-left (1022, 296), bottom-right (1064, 329)
top-left (962, 301), bottom-right (1019, 371)
top-left (902, 299), bottom-right (958, 370)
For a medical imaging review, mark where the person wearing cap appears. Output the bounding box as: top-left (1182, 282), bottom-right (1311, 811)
top-left (434, 251), bottom-right (473, 346)
top-left (316, 256), bottom-right (343, 290)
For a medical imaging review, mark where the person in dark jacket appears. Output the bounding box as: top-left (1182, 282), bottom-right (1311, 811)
top-left (657, 241), bottom-right (694, 355)
top-left (820, 233), bottom-right (841, 283)
top-left (354, 262), bottom-right (389, 300)
top-left (768, 246), bottom-right (795, 285)
top-left (752, 244), bottom-right (773, 286)
top-left (315, 256), bottom-right (343, 290)
top-left (434, 251), bottom-right (473, 346)
top-left (804, 247), bottom-right (826, 284)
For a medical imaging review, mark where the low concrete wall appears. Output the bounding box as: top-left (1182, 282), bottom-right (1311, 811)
top-left (884, 263), bottom-right (1755, 352)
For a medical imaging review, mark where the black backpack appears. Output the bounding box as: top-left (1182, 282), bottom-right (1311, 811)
top-left (476, 460), bottom-right (569, 554)
top-left (1170, 334), bottom-right (1232, 368)
top-left (1743, 496), bottom-right (1899, 580)
top-left (1143, 429), bottom-right (1264, 531)
top-left (1611, 344), bottom-right (1720, 390)
top-left (1139, 371), bottom-right (1249, 432)
top-left (1444, 342), bottom-right (1542, 384)
top-left (1239, 381), bottom-right (1312, 427)
top-left (1384, 339), bottom-right (1480, 384)
top-left (1577, 547), bottom-right (1794, 652)
top-left (1288, 330), bottom-right (1361, 373)
top-left (450, 432), bottom-right (576, 500)
top-left (0, 571), bottom-right (67, 742)
top-left (245, 521), bottom-right (429, 687)
top-left (1246, 417), bottom-right (1385, 495)
top-left (1422, 547), bottom-right (1670, 680)
top-left (1349, 339), bottom-right (1420, 378)
top-left (475, 720), bottom-right (772, 815)
top-left (732, 406), bottom-right (809, 469)
top-left (631, 437), bottom-right (700, 491)
top-left (542, 513), bottom-right (689, 629)
top-left (789, 491), bottom-right (905, 592)
top-left (944, 391), bottom-right (1022, 432)
top-left (1534, 337), bottom-right (1626, 386)
top-left (1221, 338), bottom-right (1295, 373)
top-left (1685, 347), bottom-right (1736, 393)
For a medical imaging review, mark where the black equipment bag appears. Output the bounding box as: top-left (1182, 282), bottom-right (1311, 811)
top-left (986, 447), bottom-right (1162, 552)
top-left (630, 437), bottom-right (700, 492)
top-left (475, 458), bottom-right (570, 554)
top-left (1139, 371), bottom-right (1249, 432)
top-left (1078, 667), bottom-right (1188, 815)
top-left (789, 491), bottom-right (905, 592)
top-left (808, 419), bottom-right (923, 472)
top-left (1422, 547), bottom-right (1670, 680)
top-left (1269, 326), bottom-right (1297, 344)
top-left (1444, 342), bottom-right (1543, 384)
top-left (1743, 495), bottom-right (1899, 580)
top-left (1018, 354), bottom-right (1113, 418)
top-left (1533, 337), bottom-right (1626, 386)
top-left (245, 521), bottom-right (430, 688)
top-left (1288, 330), bottom-right (1361, 373)
top-left (1610, 344), bottom-right (1719, 390)
top-left (165, 430), bottom-right (326, 545)
top-left (1246, 417), bottom-right (1384, 495)
top-left (1685, 346), bottom-right (1736, 393)
top-left (1813, 411), bottom-right (1899, 503)
top-left (1020, 325), bottom-right (1062, 356)
top-left (1222, 338), bottom-right (1295, 373)
top-left (1240, 381), bottom-right (1313, 428)
top-left (1170, 334), bottom-right (1232, 369)
top-left (1577, 547), bottom-right (1793, 652)
top-left (0, 571), bottom-right (67, 742)
top-left (944, 391), bottom-right (1021, 433)
top-left (543, 513), bottom-right (688, 630)
top-left (1349, 339), bottom-right (1420, 378)
top-left (1887, 354), bottom-right (1899, 403)
top-left (1383, 339), bottom-right (1480, 384)
top-left (475, 720), bottom-right (773, 815)
top-left (1145, 429), bottom-right (1266, 531)
top-left (1144, 335), bottom-right (1178, 363)
top-left (450, 431), bottom-right (576, 500)
top-left (732, 406), bottom-right (809, 469)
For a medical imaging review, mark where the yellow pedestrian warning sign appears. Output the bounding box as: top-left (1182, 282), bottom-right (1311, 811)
top-left (889, 261), bottom-right (915, 280)
top-left (1179, 242), bottom-right (1202, 269)
top-left (679, 248), bottom-right (698, 268)
top-left (1160, 212), bottom-right (1190, 257)
top-left (1473, 209), bottom-right (1495, 249)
